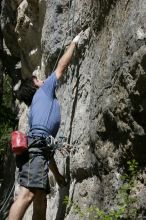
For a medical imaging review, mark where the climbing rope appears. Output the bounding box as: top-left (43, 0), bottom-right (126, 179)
top-left (52, 0), bottom-right (77, 143)
top-left (51, 0), bottom-right (76, 72)
top-left (52, 31), bottom-right (69, 72)
top-left (57, 0), bottom-right (77, 139)
top-left (0, 182), bottom-right (15, 215)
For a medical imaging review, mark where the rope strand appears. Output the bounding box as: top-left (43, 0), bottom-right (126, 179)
top-left (0, 183), bottom-right (15, 214)
top-left (58, 1), bottom-right (78, 146)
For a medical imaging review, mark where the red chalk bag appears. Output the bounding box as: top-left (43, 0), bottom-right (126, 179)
top-left (11, 131), bottom-right (28, 155)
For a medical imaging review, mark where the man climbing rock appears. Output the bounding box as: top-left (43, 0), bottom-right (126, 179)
top-left (8, 32), bottom-right (82, 220)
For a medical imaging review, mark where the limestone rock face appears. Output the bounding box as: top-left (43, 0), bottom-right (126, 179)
top-left (1, 0), bottom-right (146, 219)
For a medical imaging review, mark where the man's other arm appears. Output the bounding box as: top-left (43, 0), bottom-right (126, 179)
top-left (55, 33), bottom-right (81, 80)
top-left (55, 42), bottom-right (76, 80)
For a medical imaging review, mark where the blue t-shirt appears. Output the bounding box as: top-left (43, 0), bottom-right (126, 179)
top-left (28, 72), bottom-right (61, 138)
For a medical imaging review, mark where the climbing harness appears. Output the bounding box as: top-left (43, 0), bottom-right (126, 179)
top-left (28, 135), bottom-right (71, 157)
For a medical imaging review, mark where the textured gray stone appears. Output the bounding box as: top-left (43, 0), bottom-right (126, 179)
top-left (1, 0), bottom-right (146, 219)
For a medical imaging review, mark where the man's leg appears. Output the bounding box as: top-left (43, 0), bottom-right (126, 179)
top-left (49, 157), bottom-right (67, 187)
top-left (32, 189), bottom-right (47, 220)
top-left (8, 186), bottom-right (34, 220)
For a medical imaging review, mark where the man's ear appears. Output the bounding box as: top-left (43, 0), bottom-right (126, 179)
top-left (32, 77), bottom-right (44, 88)
top-left (33, 78), bottom-right (38, 85)
top-left (32, 76), bottom-right (38, 86)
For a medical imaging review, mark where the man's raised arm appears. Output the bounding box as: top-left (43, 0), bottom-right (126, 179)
top-left (55, 33), bottom-right (81, 80)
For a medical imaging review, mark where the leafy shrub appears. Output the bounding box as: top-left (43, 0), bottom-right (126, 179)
top-left (64, 160), bottom-right (139, 220)
top-left (0, 74), bottom-right (17, 155)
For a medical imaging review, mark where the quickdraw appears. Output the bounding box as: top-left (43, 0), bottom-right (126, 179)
top-left (46, 136), bottom-right (72, 156)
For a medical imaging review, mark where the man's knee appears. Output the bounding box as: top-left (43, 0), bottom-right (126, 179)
top-left (25, 191), bottom-right (34, 204)
top-left (20, 187), bottom-right (35, 204)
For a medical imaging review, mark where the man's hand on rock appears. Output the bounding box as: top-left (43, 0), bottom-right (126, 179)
top-left (72, 28), bottom-right (90, 48)
top-left (72, 30), bottom-right (84, 44)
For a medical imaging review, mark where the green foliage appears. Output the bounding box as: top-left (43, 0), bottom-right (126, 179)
top-left (64, 160), bottom-right (139, 220)
top-left (0, 74), bottom-right (17, 155)
top-left (117, 159), bottom-right (138, 219)
top-left (3, 74), bottom-right (13, 107)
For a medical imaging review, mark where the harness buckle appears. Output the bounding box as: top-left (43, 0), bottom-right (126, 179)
top-left (46, 135), bottom-right (55, 146)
